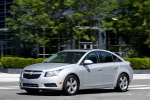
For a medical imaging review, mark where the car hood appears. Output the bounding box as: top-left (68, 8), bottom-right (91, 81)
top-left (23, 63), bottom-right (71, 71)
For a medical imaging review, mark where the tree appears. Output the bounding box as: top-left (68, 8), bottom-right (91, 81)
top-left (6, 0), bottom-right (118, 56)
top-left (102, 0), bottom-right (150, 57)
top-left (6, 0), bottom-right (72, 56)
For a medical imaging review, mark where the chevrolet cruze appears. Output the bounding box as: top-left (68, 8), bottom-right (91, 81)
top-left (20, 49), bottom-right (133, 95)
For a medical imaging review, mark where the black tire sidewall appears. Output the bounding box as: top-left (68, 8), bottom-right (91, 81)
top-left (116, 73), bottom-right (129, 92)
top-left (63, 75), bottom-right (79, 95)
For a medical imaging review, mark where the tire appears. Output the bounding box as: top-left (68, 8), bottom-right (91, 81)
top-left (115, 73), bottom-right (129, 92)
top-left (25, 89), bottom-right (39, 94)
top-left (63, 75), bottom-right (79, 95)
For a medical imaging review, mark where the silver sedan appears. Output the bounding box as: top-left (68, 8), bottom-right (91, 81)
top-left (20, 49), bottom-right (133, 95)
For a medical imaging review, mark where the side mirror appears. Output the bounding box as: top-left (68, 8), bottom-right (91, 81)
top-left (83, 60), bottom-right (93, 65)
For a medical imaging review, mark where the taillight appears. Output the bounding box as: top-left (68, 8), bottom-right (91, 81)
top-left (130, 64), bottom-right (133, 68)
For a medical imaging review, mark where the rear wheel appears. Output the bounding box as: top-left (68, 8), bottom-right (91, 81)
top-left (63, 75), bottom-right (79, 95)
top-left (115, 73), bottom-right (129, 92)
top-left (25, 89), bottom-right (39, 94)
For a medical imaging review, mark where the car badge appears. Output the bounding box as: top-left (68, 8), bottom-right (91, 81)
top-left (29, 71), bottom-right (33, 75)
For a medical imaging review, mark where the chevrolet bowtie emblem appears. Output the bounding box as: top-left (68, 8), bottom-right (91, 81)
top-left (29, 71), bottom-right (33, 75)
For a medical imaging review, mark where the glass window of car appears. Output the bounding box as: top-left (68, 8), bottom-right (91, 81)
top-left (99, 51), bottom-right (113, 63)
top-left (84, 51), bottom-right (98, 63)
top-left (99, 51), bottom-right (122, 63)
top-left (112, 54), bottom-right (122, 62)
top-left (44, 52), bottom-right (86, 64)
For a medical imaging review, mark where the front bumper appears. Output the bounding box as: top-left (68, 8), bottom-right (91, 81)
top-left (20, 72), bottom-right (64, 90)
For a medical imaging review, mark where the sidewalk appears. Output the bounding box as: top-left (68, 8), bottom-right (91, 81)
top-left (0, 73), bottom-right (20, 82)
top-left (0, 72), bottom-right (150, 82)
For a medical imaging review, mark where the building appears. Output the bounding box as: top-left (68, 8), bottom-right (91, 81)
top-left (0, 0), bottom-right (126, 58)
top-left (0, 0), bottom-right (21, 57)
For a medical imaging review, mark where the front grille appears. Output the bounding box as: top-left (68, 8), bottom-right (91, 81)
top-left (23, 83), bottom-right (39, 87)
top-left (23, 70), bottom-right (42, 79)
top-left (24, 70), bottom-right (42, 72)
top-left (23, 73), bottom-right (41, 79)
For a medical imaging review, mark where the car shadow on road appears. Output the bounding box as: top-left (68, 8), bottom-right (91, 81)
top-left (17, 89), bottom-right (124, 96)
top-left (17, 90), bottom-right (61, 96)
top-left (78, 89), bottom-right (116, 95)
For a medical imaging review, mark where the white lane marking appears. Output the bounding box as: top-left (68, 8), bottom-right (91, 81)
top-left (0, 86), bottom-right (19, 90)
top-left (129, 85), bottom-right (150, 90)
top-left (133, 74), bottom-right (150, 80)
top-left (130, 87), bottom-right (150, 89)
top-left (129, 85), bottom-right (150, 88)
top-left (0, 78), bottom-right (19, 82)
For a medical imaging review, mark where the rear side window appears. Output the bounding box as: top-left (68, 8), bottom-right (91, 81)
top-left (112, 55), bottom-right (122, 62)
top-left (99, 51), bottom-right (122, 63)
top-left (99, 51), bottom-right (113, 63)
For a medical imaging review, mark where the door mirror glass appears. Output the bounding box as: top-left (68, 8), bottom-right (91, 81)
top-left (83, 60), bottom-right (93, 65)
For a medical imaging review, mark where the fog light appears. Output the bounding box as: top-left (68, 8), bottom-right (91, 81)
top-left (44, 83), bottom-right (57, 87)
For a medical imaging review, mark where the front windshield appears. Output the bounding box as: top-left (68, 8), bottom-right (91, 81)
top-left (44, 52), bottom-right (86, 64)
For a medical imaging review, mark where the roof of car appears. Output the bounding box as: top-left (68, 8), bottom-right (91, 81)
top-left (62, 49), bottom-right (108, 52)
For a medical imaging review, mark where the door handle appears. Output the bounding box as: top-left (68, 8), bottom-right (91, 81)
top-left (97, 68), bottom-right (102, 71)
top-left (114, 66), bottom-right (118, 69)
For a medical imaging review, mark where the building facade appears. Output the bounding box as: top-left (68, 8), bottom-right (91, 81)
top-left (0, 0), bottom-right (21, 57)
top-left (0, 0), bottom-right (126, 58)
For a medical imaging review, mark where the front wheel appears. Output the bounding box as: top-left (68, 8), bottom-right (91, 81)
top-left (63, 75), bottom-right (79, 95)
top-left (115, 73), bottom-right (129, 92)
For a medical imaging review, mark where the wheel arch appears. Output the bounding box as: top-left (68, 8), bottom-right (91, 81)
top-left (63, 73), bottom-right (80, 87)
top-left (62, 73), bottom-right (81, 95)
top-left (116, 72), bottom-right (130, 86)
top-left (121, 72), bottom-right (129, 81)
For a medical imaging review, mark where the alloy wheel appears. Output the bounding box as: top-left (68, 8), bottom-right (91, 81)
top-left (119, 75), bottom-right (128, 91)
top-left (63, 75), bottom-right (79, 95)
top-left (115, 73), bottom-right (129, 92)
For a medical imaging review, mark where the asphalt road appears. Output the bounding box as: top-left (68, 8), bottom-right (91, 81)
top-left (0, 78), bottom-right (150, 100)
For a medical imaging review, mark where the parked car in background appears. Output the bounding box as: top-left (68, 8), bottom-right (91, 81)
top-left (20, 49), bottom-right (133, 95)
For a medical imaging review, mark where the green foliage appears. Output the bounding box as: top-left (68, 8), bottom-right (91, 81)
top-left (103, 0), bottom-right (150, 56)
top-left (125, 58), bottom-right (150, 69)
top-left (6, 0), bottom-right (118, 49)
top-left (1, 57), bottom-right (45, 68)
top-left (1, 57), bottom-right (150, 69)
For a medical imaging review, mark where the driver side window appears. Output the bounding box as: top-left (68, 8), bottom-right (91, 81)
top-left (85, 52), bottom-right (98, 63)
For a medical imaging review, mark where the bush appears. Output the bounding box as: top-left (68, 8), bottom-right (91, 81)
top-left (124, 58), bottom-right (150, 69)
top-left (1, 57), bottom-right (46, 68)
top-left (1, 57), bottom-right (150, 69)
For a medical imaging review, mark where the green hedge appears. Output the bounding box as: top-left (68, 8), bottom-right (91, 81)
top-left (124, 58), bottom-right (150, 69)
top-left (0, 57), bottom-right (46, 68)
top-left (1, 57), bottom-right (150, 69)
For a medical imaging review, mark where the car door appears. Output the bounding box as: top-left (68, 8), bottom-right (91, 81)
top-left (99, 51), bottom-right (120, 85)
top-left (81, 51), bottom-right (104, 88)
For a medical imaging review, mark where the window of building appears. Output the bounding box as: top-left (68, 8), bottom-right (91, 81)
top-left (0, 21), bottom-right (5, 28)
top-left (0, 5), bottom-right (4, 12)
top-left (6, 0), bottom-right (13, 3)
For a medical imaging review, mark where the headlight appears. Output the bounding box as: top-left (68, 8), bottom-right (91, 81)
top-left (45, 69), bottom-right (62, 77)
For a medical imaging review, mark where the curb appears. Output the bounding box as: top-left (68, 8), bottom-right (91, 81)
top-left (0, 68), bottom-right (22, 74)
top-left (133, 69), bottom-right (150, 74)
